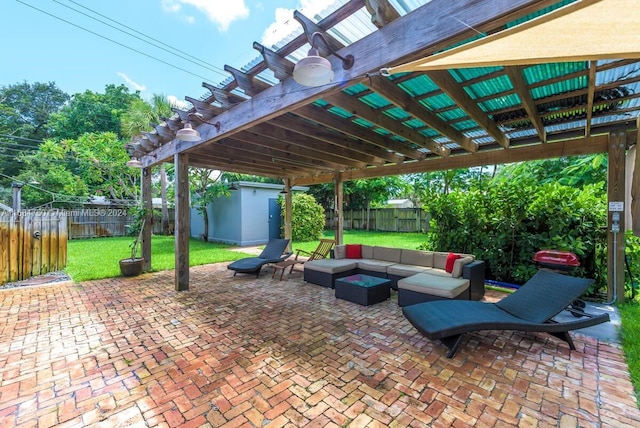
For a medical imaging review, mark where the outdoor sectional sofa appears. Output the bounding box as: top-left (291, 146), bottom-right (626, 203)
top-left (303, 244), bottom-right (485, 305)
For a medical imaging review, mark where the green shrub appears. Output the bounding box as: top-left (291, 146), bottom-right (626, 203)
top-left (280, 193), bottom-right (325, 242)
top-left (424, 180), bottom-right (606, 292)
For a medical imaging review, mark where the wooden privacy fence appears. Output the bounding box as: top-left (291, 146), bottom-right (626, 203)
top-left (0, 211), bottom-right (67, 285)
top-left (67, 208), bottom-right (174, 239)
top-left (325, 208), bottom-right (430, 232)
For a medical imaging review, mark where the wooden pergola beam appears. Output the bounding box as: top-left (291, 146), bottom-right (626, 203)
top-left (428, 69), bottom-right (510, 148)
top-left (370, 75), bottom-right (477, 152)
top-left (505, 66), bottom-right (546, 143)
top-left (293, 134), bottom-right (610, 185)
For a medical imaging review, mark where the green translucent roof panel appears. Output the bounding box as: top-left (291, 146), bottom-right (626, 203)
top-left (507, 0), bottom-right (576, 27)
top-left (449, 67), bottom-right (503, 83)
top-left (437, 108), bottom-right (467, 121)
top-left (465, 75), bottom-right (514, 99)
top-left (403, 118), bottom-right (426, 129)
top-left (360, 92), bottom-right (391, 109)
top-left (420, 93), bottom-right (455, 110)
top-left (399, 75), bottom-right (439, 96)
top-left (343, 83), bottom-right (368, 96)
top-left (327, 105), bottom-right (353, 119)
top-left (480, 93), bottom-right (521, 112)
top-left (419, 128), bottom-right (439, 138)
top-left (523, 62), bottom-right (588, 85)
top-left (384, 107), bottom-right (411, 120)
top-left (531, 76), bottom-right (587, 100)
top-left (352, 117), bottom-right (373, 128)
top-left (452, 120), bottom-right (477, 131)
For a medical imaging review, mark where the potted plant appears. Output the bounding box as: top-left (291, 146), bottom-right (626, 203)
top-left (119, 207), bottom-right (147, 276)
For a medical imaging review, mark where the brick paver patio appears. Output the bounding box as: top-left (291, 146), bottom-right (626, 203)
top-left (1, 263), bottom-right (639, 427)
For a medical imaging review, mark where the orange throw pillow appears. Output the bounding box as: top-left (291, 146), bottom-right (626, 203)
top-left (445, 252), bottom-right (461, 273)
top-left (346, 244), bottom-right (362, 259)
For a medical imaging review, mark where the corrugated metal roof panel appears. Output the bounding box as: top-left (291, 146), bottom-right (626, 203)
top-left (419, 128), bottom-right (439, 138)
top-left (597, 63), bottom-right (640, 85)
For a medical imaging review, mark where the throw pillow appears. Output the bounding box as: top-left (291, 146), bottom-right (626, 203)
top-left (445, 252), bottom-right (461, 273)
top-left (346, 244), bottom-right (362, 259)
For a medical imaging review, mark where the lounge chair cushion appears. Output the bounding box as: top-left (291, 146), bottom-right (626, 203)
top-left (398, 273), bottom-right (469, 299)
top-left (227, 257), bottom-right (271, 273)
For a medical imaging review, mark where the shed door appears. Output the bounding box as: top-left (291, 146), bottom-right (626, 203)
top-left (268, 198), bottom-right (281, 239)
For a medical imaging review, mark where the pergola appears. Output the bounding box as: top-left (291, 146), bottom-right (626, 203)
top-left (130, 0), bottom-right (640, 302)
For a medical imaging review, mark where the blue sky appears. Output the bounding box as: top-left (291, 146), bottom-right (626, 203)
top-left (2, 0), bottom-right (337, 108)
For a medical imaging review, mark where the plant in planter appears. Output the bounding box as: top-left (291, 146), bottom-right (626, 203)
top-left (119, 207), bottom-right (148, 277)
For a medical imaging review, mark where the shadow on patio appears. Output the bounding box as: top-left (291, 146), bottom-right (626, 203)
top-left (1, 263), bottom-right (639, 427)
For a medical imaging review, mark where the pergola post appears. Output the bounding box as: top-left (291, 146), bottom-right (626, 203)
top-left (141, 166), bottom-right (152, 271)
top-left (334, 173), bottom-right (343, 245)
top-left (175, 153), bottom-right (190, 291)
top-left (283, 178), bottom-right (292, 252)
top-left (632, 118), bottom-right (640, 236)
top-left (607, 131), bottom-right (626, 303)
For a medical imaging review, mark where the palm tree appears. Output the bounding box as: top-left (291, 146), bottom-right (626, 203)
top-left (121, 94), bottom-right (174, 234)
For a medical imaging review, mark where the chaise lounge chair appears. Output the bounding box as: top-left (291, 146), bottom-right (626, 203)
top-left (402, 270), bottom-right (610, 358)
top-left (227, 238), bottom-right (292, 278)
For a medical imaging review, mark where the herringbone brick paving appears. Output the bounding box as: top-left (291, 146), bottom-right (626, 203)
top-left (1, 263), bottom-right (639, 427)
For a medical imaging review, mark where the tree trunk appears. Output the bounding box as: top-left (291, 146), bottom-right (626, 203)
top-left (202, 207), bottom-right (209, 242)
top-left (160, 164), bottom-right (170, 235)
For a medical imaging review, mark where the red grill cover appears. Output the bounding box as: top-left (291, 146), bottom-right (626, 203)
top-left (533, 250), bottom-right (580, 267)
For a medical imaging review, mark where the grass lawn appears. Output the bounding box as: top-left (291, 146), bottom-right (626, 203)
top-left (66, 230), bottom-right (430, 282)
top-left (619, 301), bottom-right (640, 402)
top-left (66, 236), bottom-right (252, 282)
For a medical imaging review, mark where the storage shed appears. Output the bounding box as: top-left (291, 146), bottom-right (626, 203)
top-left (190, 181), bottom-right (308, 246)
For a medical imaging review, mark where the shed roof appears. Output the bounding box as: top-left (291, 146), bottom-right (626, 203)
top-left (132, 0), bottom-right (640, 185)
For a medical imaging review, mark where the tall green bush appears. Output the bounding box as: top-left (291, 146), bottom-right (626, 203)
top-left (424, 179), bottom-right (606, 291)
top-left (279, 193), bottom-right (325, 242)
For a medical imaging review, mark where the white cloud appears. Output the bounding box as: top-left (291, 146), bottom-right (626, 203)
top-left (167, 95), bottom-right (190, 110)
top-left (117, 72), bottom-right (146, 92)
top-left (261, 0), bottom-right (336, 48)
top-left (162, 0), bottom-right (250, 31)
top-left (160, 0), bottom-right (181, 13)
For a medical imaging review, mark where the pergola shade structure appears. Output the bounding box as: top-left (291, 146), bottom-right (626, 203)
top-left (130, 0), bottom-right (640, 296)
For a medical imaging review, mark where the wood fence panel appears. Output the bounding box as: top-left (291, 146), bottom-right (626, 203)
top-left (0, 211), bottom-right (68, 285)
top-left (326, 208), bottom-right (429, 233)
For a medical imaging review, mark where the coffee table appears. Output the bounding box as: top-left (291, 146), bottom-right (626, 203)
top-left (335, 274), bottom-right (391, 306)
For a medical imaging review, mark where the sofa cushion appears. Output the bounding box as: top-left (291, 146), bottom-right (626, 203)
top-left (304, 259), bottom-right (358, 274)
top-left (357, 259), bottom-right (396, 273)
top-left (451, 256), bottom-right (474, 278)
top-left (334, 245), bottom-right (347, 259)
top-left (361, 245), bottom-right (374, 259)
top-left (346, 244), bottom-right (362, 259)
top-left (400, 249), bottom-right (433, 267)
top-left (398, 273), bottom-right (469, 299)
top-left (387, 264), bottom-right (432, 277)
top-left (373, 246), bottom-right (402, 263)
top-left (433, 252), bottom-right (449, 270)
